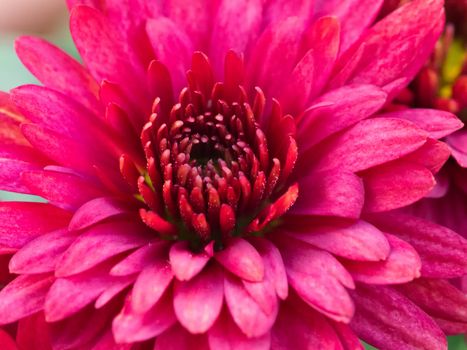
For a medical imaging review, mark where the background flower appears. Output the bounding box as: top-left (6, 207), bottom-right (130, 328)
top-left (0, 0), bottom-right (466, 349)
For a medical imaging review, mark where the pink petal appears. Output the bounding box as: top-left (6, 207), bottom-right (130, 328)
top-left (15, 36), bottom-right (100, 113)
top-left (0, 202), bottom-right (70, 250)
top-left (12, 86), bottom-right (111, 148)
top-left (298, 84), bottom-right (387, 151)
top-left (0, 158), bottom-right (38, 193)
top-left (277, 236), bottom-right (354, 323)
top-left (50, 301), bottom-right (116, 349)
top-left (0, 274), bottom-right (54, 324)
top-left (315, 0), bottom-right (384, 51)
top-left (9, 229), bottom-right (77, 274)
top-left (68, 197), bottom-right (131, 231)
top-left (21, 123), bottom-right (108, 175)
top-left (95, 276), bottom-right (136, 309)
top-left (45, 265), bottom-right (127, 322)
top-left (348, 0), bottom-right (444, 92)
top-left (380, 109), bottom-right (463, 139)
top-left (112, 291), bottom-right (177, 343)
top-left (367, 213), bottom-right (467, 278)
top-left (210, 0), bottom-right (262, 76)
top-left (263, 0), bottom-right (314, 29)
top-left (146, 18), bottom-right (193, 92)
top-left (361, 161), bottom-right (435, 212)
top-left (280, 16), bottom-right (340, 115)
top-left (251, 239), bottom-right (288, 300)
top-left (403, 137), bottom-right (451, 173)
top-left (331, 321), bottom-right (364, 350)
top-left (292, 169), bottom-right (364, 219)
top-left (155, 324), bottom-right (210, 350)
top-left (272, 300), bottom-right (344, 350)
top-left (208, 310), bottom-right (271, 350)
top-left (215, 238), bottom-right (264, 282)
top-left (131, 257), bottom-right (174, 314)
top-left (397, 278), bottom-right (467, 325)
top-left (174, 264), bottom-right (224, 333)
top-left (286, 220), bottom-right (390, 261)
top-left (169, 241), bottom-right (211, 281)
top-left (164, 0), bottom-right (217, 51)
top-left (56, 221), bottom-right (151, 277)
top-left (110, 242), bottom-right (167, 276)
top-left (447, 129), bottom-right (467, 167)
top-left (432, 317), bottom-right (467, 335)
top-left (246, 17), bottom-right (305, 97)
top-left (350, 284), bottom-right (447, 350)
top-left (22, 170), bottom-right (104, 211)
top-left (70, 6), bottom-right (146, 101)
top-left (312, 118), bottom-right (428, 172)
top-left (345, 234), bottom-right (421, 284)
top-left (224, 273), bottom-right (278, 338)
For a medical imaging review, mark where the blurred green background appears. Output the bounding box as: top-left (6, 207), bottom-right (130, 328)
top-left (0, 5), bottom-right (465, 350)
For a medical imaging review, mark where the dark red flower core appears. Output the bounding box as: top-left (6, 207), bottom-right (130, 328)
top-left (130, 52), bottom-right (298, 251)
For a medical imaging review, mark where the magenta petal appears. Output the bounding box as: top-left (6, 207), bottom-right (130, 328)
top-left (208, 310), bottom-right (271, 350)
top-left (280, 16), bottom-right (340, 115)
top-left (155, 324), bottom-right (210, 350)
top-left (16, 313), bottom-right (51, 350)
top-left (112, 291), bottom-right (177, 343)
top-left (313, 118), bottom-right (428, 172)
top-left (345, 234), bottom-right (421, 284)
top-left (165, 0), bottom-right (216, 51)
top-left (0, 274), bottom-right (54, 324)
top-left (447, 129), bottom-right (467, 167)
top-left (362, 161), bottom-right (435, 213)
top-left (403, 137), bottom-right (451, 174)
top-left (315, 0), bottom-right (384, 51)
top-left (210, 0), bottom-right (262, 75)
top-left (0, 329), bottom-right (16, 350)
top-left (70, 6), bottom-right (146, 100)
top-left (380, 109), bottom-right (463, 139)
top-left (0, 202), bottom-right (70, 250)
top-left (146, 18), bottom-right (192, 92)
top-left (9, 229), bottom-right (76, 274)
top-left (298, 84), bottom-right (387, 151)
top-left (293, 169), bottom-right (364, 219)
top-left (45, 265), bottom-right (126, 322)
top-left (0, 158), bottom-right (38, 193)
top-left (247, 17), bottom-right (305, 97)
top-left (251, 239), bottom-right (288, 300)
top-left (224, 273), bottom-right (277, 338)
top-left (169, 241), bottom-right (210, 281)
top-left (15, 36), bottom-right (100, 113)
top-left (174, 264), bottom-right (223, 333)
top-left (215, 238), bottom-right (264, 282)
top-left (397, 279), bottom-right (467, 324)
top-left (272, 301), bottom-right (344, 350)
top-left (263, 0), bottom-right (313, 29)
top-left (56, 221), bottom-right (150, 277)
top-left (68, 197), bottom-right (130, 231)
top-left (110, 242), bottom-right (167, 276)
top-left (286, 220), bottom-right (390, 262)
top-left (278, 237), bottom-right (354, 323)
top-left (131, 258), bottom-right (174, 314)
top-left (350, 284), bottom-right (447, 350)
top-left (349, 0), bottom-right (444, 91)
top-left (21, 123), bottom-right (107, 174)
top-left (367, 213), bottom-right (467, 278)
top-left (22, 170), bottom-right (104, 211)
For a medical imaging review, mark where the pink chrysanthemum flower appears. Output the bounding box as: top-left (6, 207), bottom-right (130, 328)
top-left (0, 0), bottom-right (466, 349)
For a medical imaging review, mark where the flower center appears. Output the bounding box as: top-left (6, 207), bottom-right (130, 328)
top-left (135, 52), bottom-right (298, 251)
